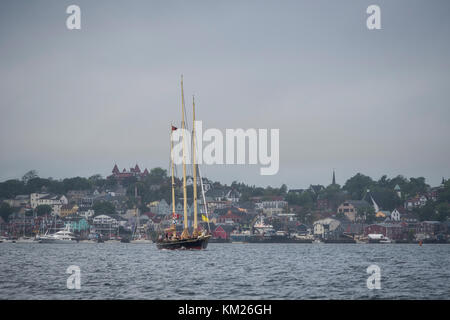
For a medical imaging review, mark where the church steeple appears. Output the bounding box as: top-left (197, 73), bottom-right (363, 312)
top-left (332, 169), bottom-right (336, 185)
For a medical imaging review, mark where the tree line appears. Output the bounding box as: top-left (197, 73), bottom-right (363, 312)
top-left (1, 169), bottom-right (448, 223)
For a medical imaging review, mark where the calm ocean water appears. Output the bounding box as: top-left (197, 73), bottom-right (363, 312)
top-left (0, 243), bottom-right (449, 300)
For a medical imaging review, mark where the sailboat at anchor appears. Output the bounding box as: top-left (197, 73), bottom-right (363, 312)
top-left (156, 76), bottom-right (211, 250)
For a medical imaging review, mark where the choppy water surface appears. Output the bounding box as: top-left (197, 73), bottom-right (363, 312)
top-left (0, 243), bottom-right (449, 299)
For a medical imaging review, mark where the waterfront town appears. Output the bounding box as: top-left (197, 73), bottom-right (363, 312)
top-left (0, 165), bottom-right (449, 244)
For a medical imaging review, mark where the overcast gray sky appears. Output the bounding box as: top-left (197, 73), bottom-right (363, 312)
top-left (0, 0), bottom-right (449, 188)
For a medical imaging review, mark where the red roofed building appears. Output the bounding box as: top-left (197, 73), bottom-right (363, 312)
top-left (216, 210), bottom-right (242, 224)
top-left (108, 164), bottom-right (149, 181)
top-left (364, 223), bottom-right (405, 240)
top-left (131, 164), bottom-right (141, 173)
top-left (212, 226), bottom-right (228, 239)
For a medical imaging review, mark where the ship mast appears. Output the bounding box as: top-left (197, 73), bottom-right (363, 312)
top-left (198, 165), bottom-right (211, 233)
top-left (180, 75), bottom-right (190, 239)
top-left (192, 96), bottom-right (199, 237)
top-left (170, 124), bottom-right (177, 238)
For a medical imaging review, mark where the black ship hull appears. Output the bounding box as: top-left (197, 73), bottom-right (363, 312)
top-left (156, 236), bottom-right (210, 250)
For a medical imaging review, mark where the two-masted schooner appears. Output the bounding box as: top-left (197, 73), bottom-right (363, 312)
top-left (156, 76), bottom-right (211, 250)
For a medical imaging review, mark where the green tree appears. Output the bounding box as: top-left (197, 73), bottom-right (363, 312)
top-left (377, 175), bottom-right (390, 188)
top-left (121, 176), bottom-right (138, 188)
top-left (280, 184), bottom-right (288, 196)
top-left (437, 180), bottom-right (450, 203)
top-left (22, 170), bottom-right (39, 184)
top-left (36, 204), bottom-right (52, 216)
top-left (92, 201), bottom-right (116, 216)
top-left (62, 177), bottom-right (93, 192)
top-left (89, 174), bottom-right (106, 189)
top-left (285, 192), bottom-right (299, 205)
top-left (25, 177), bottom-right (52, 194)
top-left (89, 174), bottom-right (103, 181)
top-left (47, 179), bottom-right (65, 194)
top-left (0, 202), bottom-right (14, 222)
top-left (415, 202), bottom-right (436, 221)
top-left (370, 186), bottom-right (402, 211)
top-left (343, 173), bottom-right (374, 199)
top-left (357, 206), bottom-right (375, 224)
top-left (286, 191), bottom-right (314, 208)
top-left (145, 167), bottom-right (168, 185)
top-left (126, 182), bottom-right (147, 200)
top-left (319, 184), bottom-right (346, 211)
top-left (435, 203), bottom-right (449, 222)
top-left (403, 177), bottom-right (428, 197)
top-left (389, 175), bottom-right (408, 189)
top-left (0, 179), bottom-right (25, 198)
top-left (106, 176), bottom-right (118, 189)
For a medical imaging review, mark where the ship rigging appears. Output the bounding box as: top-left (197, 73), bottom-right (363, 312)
top-left (156, 76), bottom-right (211, 250)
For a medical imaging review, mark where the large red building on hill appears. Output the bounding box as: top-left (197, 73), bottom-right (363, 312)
top-left (108, 164), bottom-right (149, 180)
